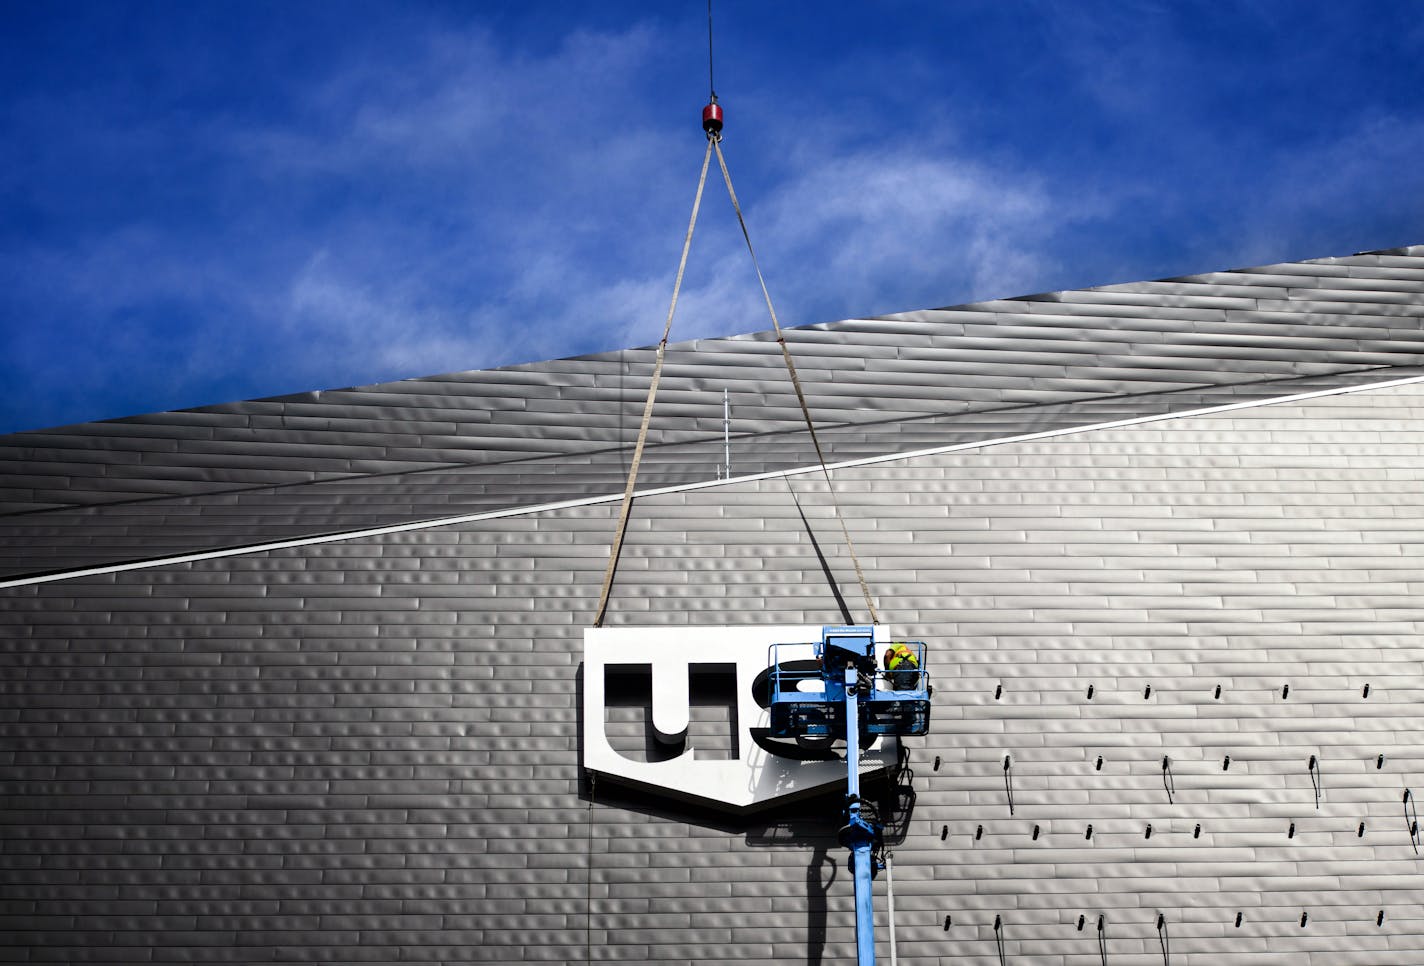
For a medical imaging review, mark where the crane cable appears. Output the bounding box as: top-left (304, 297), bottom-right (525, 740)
top-left (593, 8), bottom-right (880, 627)
top-left (706, 0), bottom-right (716, 101)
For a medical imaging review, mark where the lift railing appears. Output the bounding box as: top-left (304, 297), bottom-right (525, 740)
top-left (766, 639), bottom-right (931, 738)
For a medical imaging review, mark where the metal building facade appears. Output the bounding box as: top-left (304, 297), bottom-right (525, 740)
top-left (4, 245), bottom-right (1424, 964)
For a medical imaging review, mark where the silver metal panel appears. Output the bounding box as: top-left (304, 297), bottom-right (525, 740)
top-left (2, 381), bottom-right (1423, 964)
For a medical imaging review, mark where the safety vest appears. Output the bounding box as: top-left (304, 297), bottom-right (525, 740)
top-left (887, 643), bottom-right (916, 670)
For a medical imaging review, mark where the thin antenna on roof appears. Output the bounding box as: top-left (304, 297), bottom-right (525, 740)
top-left (722, 388), bottom-right (731, 478)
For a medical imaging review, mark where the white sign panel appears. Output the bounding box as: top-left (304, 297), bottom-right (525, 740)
top-left (583, 625), bottom-right (897, 811)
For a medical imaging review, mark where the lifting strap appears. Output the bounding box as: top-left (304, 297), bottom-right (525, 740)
top-left (592, 134), bottom-right (881, 627)
top-left (713, 140), bottom-right (880, 625)
top-left (592, 140), bottom-right (714, 627)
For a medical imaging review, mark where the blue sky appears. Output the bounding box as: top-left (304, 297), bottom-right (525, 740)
top-left (2, 1), bottom-right (1422, 434)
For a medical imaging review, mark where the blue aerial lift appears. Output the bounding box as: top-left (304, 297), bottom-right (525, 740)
top-left (768, 626), bottom-right (931, 966)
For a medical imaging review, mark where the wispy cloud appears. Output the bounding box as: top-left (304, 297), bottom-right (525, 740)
top-left (755, 148), bottom-right (1069, 315)
top-left (1231, 112), bottom-right (1424, 266)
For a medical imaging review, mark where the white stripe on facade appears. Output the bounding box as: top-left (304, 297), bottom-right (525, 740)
top-left (4, 372), bottom-right (1422, 590)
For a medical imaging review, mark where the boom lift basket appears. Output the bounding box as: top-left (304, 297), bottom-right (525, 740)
top-left (767, 627), bottom-right (931, 739)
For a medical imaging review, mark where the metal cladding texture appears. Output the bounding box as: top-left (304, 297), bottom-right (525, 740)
top-left (3, 245), bottom-right (1424, 964)
top-left (3, 244), bottom-right (1424, 578)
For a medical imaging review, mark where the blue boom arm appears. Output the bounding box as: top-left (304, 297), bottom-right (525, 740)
top-left (767, 626), bottom-right (931, 966)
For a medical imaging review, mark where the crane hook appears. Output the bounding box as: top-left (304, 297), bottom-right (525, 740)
top-left (702, 95), bottom-right (724, 140)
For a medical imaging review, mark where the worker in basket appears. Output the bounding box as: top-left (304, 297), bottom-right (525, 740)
top-left (883, 643), bottom-right (920, 691)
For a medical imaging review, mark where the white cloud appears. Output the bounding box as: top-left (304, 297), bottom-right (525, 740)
top-left (1233, 112), bottom-right (1424, 265)
top-left (273, 121), bottom-right (1100, 384)
top-left (712, 144), bottom-right (1086, 322)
